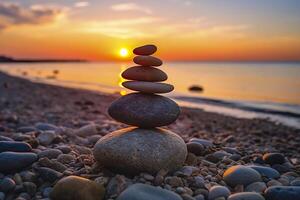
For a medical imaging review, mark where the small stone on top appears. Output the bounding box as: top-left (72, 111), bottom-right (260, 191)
top-left (133, 44), bottom-right (157, 56)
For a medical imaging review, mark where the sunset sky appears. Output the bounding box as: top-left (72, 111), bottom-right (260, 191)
top-left (0, 0), bottom-right (300, 61)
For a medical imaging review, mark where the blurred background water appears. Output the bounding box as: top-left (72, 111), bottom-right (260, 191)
top-left (1, 61), bottom-right (299, 128)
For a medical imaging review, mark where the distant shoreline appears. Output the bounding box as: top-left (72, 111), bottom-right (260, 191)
top-left (0, 55), bottom-right (87, 63)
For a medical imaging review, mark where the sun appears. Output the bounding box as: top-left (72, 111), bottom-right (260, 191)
top-left (119, 48), bottom-right (129, 57)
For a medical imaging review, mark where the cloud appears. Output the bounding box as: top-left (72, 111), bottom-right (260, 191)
top-left (79, 17), bottom-right (161, 38)
top-left (74, 1), bottom-right (89, 8)
top-left (0, 2), bottom-right (64, 30)
top-left (111, 3), bottom-right (152, 14)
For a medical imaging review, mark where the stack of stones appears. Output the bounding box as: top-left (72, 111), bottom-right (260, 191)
top-left (93, 44), bottom-right (187, 175)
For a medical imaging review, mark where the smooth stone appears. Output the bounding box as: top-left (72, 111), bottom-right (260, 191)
top-left (93, 127), bottom-right (187, 174)
top-left (248, 165), bottom-right (280, 179)
top-left (108, 93), bottom-right (180, 128)
top-left (50, 176), bottom-right (105, 200)
top-left (122, 66), bottom-right (167, 82)
top-left (133, 44), bottom-right (157, 55)
top-left (105, 174), bottom-right (130, 197)
top-left (122, 81), bottom-right (174, 93)
top-left (23, 182), bottom-right (37, 196)
top-left (228, 192), bottom-right (265, 200)
top-left (37, 131), bottom-right (56, 146)
top-left (0, 136), bottom-right (13, 141)
top-left (0, 177), bottom-right (16, 192)
top-left (0, 192), bottom-right (4, 200)
top-left (291, 179), bottom-right (300, 186)
top-left (206, 151), bottom-right (231, 163)
top-left (263, 153), bottom-right (285, 165)
top-left (245, 182), bottom-right (267, 193)
top-left (264, 186), bottom-right (300, 200)
top-left (0, 152), bottom-right (37, 173)
top-left (42, 187), bottom-right (53, 197)
top-left (55, 145), bottom-right (71, 154)
top-left (189, 138), bottom-right (213, 147)
top-left (75, 123), bottom-right (101, 137)
top-left (0, 141), bottom-right (32, 153)
top-left (116, 183), bottom-right (182, 200)
top-left (17, 126), bottom-right (37, 133)
top-left (35, 123), bottom-right (58, 131)
top-left (223, 165), bottom-right (262, 187)
top-left (57, 154), bottom-right (75, 164)
top-left (133, 56), bottom-right (162, 66)
top-left (272, 163), bottom-right (291, 173)
top-left (38, 149), bottom-right (62, 159)
top-left (38, 167), bottom-right (63, 183)
top-left (208, 186), bottom-right (231, 200)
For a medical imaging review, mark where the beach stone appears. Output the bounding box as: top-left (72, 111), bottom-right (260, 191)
top-left (122, 81), bottom-right (174, 93)
top-left (0, 152), bottom-right (37, 173)
top-left (19, 171), bottom-right (37, 182)
top-left (42, 187), bottom-right (53, 197)
top-left (228, 192), bottom-right (265, 200)
top-left (93, 127), bottom-right (187, 174)
top-left (0, 141), bottom-right (32, 153)
top-left (165, 176), bottom-right (183, 187)
top-left (38, 167), bottom-right (63, 183)
top-left (108, 93), bottom-right (180, 128)
top-left (50, 176), bottom-right (105, 200)
top-left (192, 176), bottom-right (205, 188)
top-left (23, 182), bottom-right (37, 196)
top-left (272, 163), bottom-right (291, 173)
top-left (206, 151), bottom-right (231, 163)
top-left (116, 183), bottom-right (182, 200)
top-left (55, 145), bottom-right (71, 154)
top-left (38, 149), bottom-right (62, 159)
top-left (57, 154), bottom-right (75, 164)
top-left (37, 131), bottom-right (56, 146)
top-left (208, 185), bottom-right (230, 200)
top-left (223, 165), bottom-right (261, 187)
top-left (186, 142), bottom-right (205, 156)
top-left (291, 179), bottom-right (300, 186)
top-left (75, 123), bottom-right (101, 137)
top-left (17, 126), bottom-right (37, 133)
top-left (264, 186), bottom-right (300, 200)
top-left (105, 174), bottom-right (130, 197)
top-left (35, 123), bottom-right (58, 131)
top-left (248, 165), bottom-right (280, 179)
top-left (133, 56), bottom-right (162, 66)
top-left (122, 66), bottom-right (167, 82)
top-left (0, 192), bottom-right (4, 200)
top-left (189, 138), bottom-right (213, 148)
top-left (0, 136), bottom-right (13, 141)
top-left (245, 182), bottom-right (267, 193)
top-left (133, 44), bottom-right (157, 55)
top-left (0, 177), bottom-right (16, 192)
top-left (263, 153), bottom-right (285, 165)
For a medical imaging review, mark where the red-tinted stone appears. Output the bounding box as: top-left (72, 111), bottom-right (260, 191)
top-left (133, 56), bottom-right (162, 67)
top-left (122, 81), bottom-right (174, 94)
top-left (122, 66), bottom-right (167, 82)
top-left (133, 45), bottom-right (157, 55)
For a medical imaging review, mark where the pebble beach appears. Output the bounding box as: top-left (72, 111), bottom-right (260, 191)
top-left (0, 67), bottom-right (300, 200)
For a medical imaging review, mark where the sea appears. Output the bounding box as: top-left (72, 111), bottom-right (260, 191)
top-left (0, 61), bottom-right (300, 128)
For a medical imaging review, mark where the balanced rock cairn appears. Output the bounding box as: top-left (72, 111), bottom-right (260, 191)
top-left (93, 45), bottom-right (187, 174)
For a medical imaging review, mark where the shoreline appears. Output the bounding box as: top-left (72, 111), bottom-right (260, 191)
top-left (2, 67), bottom-right (300, 129)
top-left (1, 71), bottom-right (299, 156)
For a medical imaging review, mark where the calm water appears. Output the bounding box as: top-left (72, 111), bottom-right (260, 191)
top-left (1, 62), bottom-right (300, 127)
